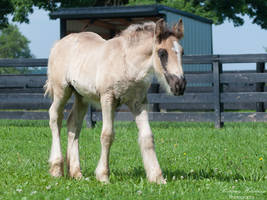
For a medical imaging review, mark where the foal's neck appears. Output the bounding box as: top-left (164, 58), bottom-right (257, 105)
top-left (125, 35), bottom-right (154, 82)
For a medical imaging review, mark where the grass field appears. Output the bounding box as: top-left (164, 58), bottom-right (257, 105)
top-left (0, 120), bottom-right (266, 200)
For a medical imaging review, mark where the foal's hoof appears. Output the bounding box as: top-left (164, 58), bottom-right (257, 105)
top-left (95, 170), bottom-right (109, 183)
top-left (96, 174), bottom-right (109, 184)
top-left (156, 177), bottom-right (167, 184)
top-left (95, 166), bottom-right (109, 183)
top-left (49, 163), bottom-right (64, 177)
top-left (71, 172), bottom-right (83, 180)
top-left (69, 168), bottom-right (83, 179)
top-left (148, 175), bottom-right (167, 184)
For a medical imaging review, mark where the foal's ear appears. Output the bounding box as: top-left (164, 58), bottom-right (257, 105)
top-left (155, 19), bottom-right (166, 38)
top-left (173, 18), bottom-right (184, 40)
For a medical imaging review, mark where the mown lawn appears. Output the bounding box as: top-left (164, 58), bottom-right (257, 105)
top-left (0, 120), bottom-right (266, 200)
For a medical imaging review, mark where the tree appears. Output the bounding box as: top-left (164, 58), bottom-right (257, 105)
top-left (0, 24), bottom-right (33, 74)
top-left (0, 0), bottom-right (127, 29)
top-left (128, 0), bottom-right (267, 28)
top-left (0, 0), bottom-right (266, 29)
top-left (0, 24), bottom-right (32, 58)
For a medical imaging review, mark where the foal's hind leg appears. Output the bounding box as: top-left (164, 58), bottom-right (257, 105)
top-left (95, 94), bottom-right (115, 183)
top-left (49, 87), bottom-right (72, 177)
top-left (66, 94), bottom-right (88, 178)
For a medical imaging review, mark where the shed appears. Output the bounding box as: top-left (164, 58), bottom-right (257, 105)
top-left (50, 4), bottom-right (213, 72)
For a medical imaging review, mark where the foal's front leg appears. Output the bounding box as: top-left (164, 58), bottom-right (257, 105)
top-left (95, 94), bottom-right (115, 183)
top-left (131, 103), bottom-right (166, 184)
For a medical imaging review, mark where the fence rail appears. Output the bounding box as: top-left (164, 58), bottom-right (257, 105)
top-left (0, 54), bottom-right (267, 128)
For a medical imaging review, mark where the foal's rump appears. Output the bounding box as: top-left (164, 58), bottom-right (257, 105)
top-left (45, 32), bottom-right (106, 99)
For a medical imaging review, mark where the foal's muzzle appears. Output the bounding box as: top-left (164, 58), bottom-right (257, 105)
top-left (165, 73), bottom-right (186, 96)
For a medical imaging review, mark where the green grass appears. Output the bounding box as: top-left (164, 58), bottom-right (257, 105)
top-left (0, 120), bottom-right (266, 200)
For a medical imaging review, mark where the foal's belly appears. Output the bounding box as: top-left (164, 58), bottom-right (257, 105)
top-left (70, 77), bottom-right (100, 104)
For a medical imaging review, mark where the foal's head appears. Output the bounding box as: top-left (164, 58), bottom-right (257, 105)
top-left (153, 19), bottom-right (186, 96)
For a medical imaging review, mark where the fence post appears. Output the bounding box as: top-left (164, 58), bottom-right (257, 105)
top-left (213, 60), bottom-right (224, 128)
top-left (256, 62), bottom-right (265, 112)
top-left (85, 105), bottom-right (96, 128)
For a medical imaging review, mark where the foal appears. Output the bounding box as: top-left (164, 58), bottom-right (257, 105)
top-left (45, 19), bottom-right (186, 184)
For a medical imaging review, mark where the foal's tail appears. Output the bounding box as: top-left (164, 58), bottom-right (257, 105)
top-left (44, 79), bottom-right (53, 98)
top-left (44, 42), bottom-right (57, 99)
top-left (44, 56), bottom-right (54, 99)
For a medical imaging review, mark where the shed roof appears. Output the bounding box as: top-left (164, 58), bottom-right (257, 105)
top-left (50, 4), bottom-right (213, 24)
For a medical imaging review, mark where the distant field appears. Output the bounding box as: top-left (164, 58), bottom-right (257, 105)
top-left (0, 120), bottom-right (266, 200)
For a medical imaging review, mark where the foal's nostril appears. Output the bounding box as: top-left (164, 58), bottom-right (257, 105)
top-left (177, 77), bottom-right (186, 95)
top-left (175, 82), bottom-right (180, 90)
top-left (165, 73), bottom-right (186, 96)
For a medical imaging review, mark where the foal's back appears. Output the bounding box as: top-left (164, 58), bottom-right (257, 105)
top-left (47, 32), bottom-right (107, 99)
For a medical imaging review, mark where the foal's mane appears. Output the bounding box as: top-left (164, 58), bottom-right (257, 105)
top-left (118, 21), bottom-right (156, 44)
top-left (118, 21), bottom-right (177, 45)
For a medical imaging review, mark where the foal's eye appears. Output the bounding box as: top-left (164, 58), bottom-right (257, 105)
top-left (157, 49), bottom-right (168, 59)
top-left (157, 48), bottom-right (168, 69)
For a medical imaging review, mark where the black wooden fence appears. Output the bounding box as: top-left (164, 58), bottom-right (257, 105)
top-left (0, 54), bottom-right (267, 128)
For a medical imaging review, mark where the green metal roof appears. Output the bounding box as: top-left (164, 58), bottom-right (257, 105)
top-left (50, 4), bottom-right (213, 24)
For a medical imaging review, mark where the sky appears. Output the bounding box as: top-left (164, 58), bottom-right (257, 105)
top-left (14, 8), bottom-right (267, 69)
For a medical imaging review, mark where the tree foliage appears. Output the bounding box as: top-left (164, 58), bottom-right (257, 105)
top-left (0, 0), bottom-right (127, 29)
top-left (0, 0), bottom-right (266, 29)
top-left (128, 0), bottom-right (267, 28)
top-left (0, 24), bottom-right (32, 58)
top-left (0, 24), bottom-right (32, 74)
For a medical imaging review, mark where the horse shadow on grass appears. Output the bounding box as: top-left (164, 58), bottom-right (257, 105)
top-left (82, 167), bottom-right (146, 182)
top-left (162, 168), bottom-right (250, 182)
top-left (83, 167), bottom-right (251, 182)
